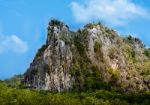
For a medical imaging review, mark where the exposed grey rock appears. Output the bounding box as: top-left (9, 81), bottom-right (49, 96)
top-left (24, 20), bottom-right (73, 92)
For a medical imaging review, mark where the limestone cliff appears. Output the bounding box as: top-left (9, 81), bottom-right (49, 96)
top-left (24, 20), bottom-right (73, 91)
top-left (24, 19), bottom-right (150, 92)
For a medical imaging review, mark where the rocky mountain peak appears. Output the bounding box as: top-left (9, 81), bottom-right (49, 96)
top-left (24, 19), bottom-right (150, 92)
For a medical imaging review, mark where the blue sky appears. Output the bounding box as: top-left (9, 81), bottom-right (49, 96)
top-left (0, 0), bottom-right (150, 79)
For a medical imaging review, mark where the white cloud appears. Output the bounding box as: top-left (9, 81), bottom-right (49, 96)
top-left (0, 35), bottom-right (28, 53)
top-left (71, 0), bottom-right (150, 25)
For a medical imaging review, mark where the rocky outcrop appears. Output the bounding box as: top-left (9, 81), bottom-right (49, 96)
top-left (24, 19), bottom-right (150, 92)
top-left (24, 20), bottom-right (73, 92)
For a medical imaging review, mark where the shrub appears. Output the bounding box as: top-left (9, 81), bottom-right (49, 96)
top-left (138, 61), bottom-right (150, 76)
top-left (4, 75), bottom-right (24, 88)
top-left (108, 67), bottom-right (120, 85)
top-left (49, 19), bottom-right (63, 27)
top-left (35, 44), bottom-right (48, 58)
top-left (122, 43), bottom-right (137, 63)
top-left (59, 33), bottom-right (71, 44)
top-left (74, 35), bottom-right (85, 55)
top-left (94, 41), bottom-right (102, 52)
top-left (108, 46), bottom-right (118, 59)
top-left (144, 48), bottom-right (150, 58)
top-left (124, 35), bottom-right (144, 48)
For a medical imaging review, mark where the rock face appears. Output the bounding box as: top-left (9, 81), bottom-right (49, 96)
top-left (24, 20), bottom-right (73, 92)
top-left (24, 19), bottom-right (150, 92)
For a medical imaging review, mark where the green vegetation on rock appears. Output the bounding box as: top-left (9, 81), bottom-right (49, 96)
top-left (94, 41), bottom-right (102, 53)
top-left (144, 48), bottom-right (150, 58)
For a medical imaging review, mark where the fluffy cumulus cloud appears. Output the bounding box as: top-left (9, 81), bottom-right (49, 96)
top-left (71, 0), bottom-right (150, 25)
top-left (0, 35), bottom-right (28, 53)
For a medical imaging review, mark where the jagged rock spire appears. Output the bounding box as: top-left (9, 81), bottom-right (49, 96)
top-left (46, 19), bottom-right (69, 45)
top-left (25, 19), bottom-right (73, 92)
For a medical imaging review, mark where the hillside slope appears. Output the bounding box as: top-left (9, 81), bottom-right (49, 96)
top-left (24, 19), bottom-right (150, 92)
